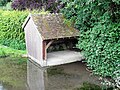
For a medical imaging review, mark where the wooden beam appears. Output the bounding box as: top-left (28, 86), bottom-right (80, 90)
top-left (45, 40), bottom-right (54, 50)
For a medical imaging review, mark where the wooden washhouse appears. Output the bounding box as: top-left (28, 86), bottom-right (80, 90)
top-left (22, 13), bottom-right (83, 67)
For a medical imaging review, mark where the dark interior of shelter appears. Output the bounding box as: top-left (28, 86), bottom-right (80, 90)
top-left (46, 38), bottom-right (81, 53)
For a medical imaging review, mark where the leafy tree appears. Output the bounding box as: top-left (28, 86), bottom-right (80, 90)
top-left (11, 0), bottom-right (63, 13)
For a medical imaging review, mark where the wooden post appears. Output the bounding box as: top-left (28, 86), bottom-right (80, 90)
top-left (43, 41), bottom-right (47, 60)
top-left (43, 40), bottom-right (54, 60)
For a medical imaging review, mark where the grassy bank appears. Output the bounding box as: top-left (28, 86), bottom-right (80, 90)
top-left (0, 44), bottom-right (26, 57)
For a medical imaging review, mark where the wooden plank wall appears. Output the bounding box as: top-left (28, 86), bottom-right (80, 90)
top-left (24, 18), bottom-right (43, 64)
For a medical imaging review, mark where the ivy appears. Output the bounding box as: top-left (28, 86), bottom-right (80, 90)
top-left (61, 0), bottom-right (120, 80)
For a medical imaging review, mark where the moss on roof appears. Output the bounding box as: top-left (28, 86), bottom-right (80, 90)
top-left (31, 13), bottom-right (79, 40)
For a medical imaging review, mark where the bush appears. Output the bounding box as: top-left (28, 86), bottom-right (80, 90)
top-left (11, 0), bottom-right (63, 13)
top-left (0, 10), bottom-right (28, 50)
top-left (61, 0), bottom-right (120, 79)
top-left (2, 2), bottom-right (13, 10)
top-left (0, 0), bottom-right (11, 6)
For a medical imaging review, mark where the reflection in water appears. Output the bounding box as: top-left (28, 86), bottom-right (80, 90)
top-left (0, 57), bottom-right (27, 90)
top-left (0, 82), bottom-right (7, 90)
top-left (0, 83), bottom-right (3, 90)
top-left (27, 60), bottom-right (101, 90)
top-left (27, 60), bottom-right (45, 90)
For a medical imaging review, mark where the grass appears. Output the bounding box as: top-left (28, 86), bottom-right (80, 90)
top-left (0, 44), bottom-right (26, 57)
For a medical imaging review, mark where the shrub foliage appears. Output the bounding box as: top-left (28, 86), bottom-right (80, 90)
top-left (61, 0), bottom-right (120, 78)
top-left (0, 10), bottom-right (28, 50)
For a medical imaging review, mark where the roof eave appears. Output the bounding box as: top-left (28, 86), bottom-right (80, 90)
top-left (43, 35), bottom-right (79, 40)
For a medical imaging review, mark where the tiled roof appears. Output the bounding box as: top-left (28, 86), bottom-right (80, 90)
top-left (31, 13), bottom-right (79, 40)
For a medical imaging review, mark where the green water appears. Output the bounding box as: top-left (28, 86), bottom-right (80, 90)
top-left (0, 57), bottom-right (113, 90)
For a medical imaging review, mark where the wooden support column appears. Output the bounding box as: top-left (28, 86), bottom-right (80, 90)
top-left (43, 41), bottom-right (47, 60)
top-left (43, 40), bottom-right (54, 60)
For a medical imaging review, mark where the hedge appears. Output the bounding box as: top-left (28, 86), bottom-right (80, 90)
top-left (0, 10), bottom-right (28, 50)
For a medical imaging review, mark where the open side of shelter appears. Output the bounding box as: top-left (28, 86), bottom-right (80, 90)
top-left (22, 13), bottom-right (84, 67)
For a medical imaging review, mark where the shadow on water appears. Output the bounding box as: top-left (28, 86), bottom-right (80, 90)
top-left (0, 57), bottom-right (113, 90)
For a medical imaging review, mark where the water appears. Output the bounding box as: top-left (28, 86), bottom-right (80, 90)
top-left (0, 57), bottom-right (102, 90)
